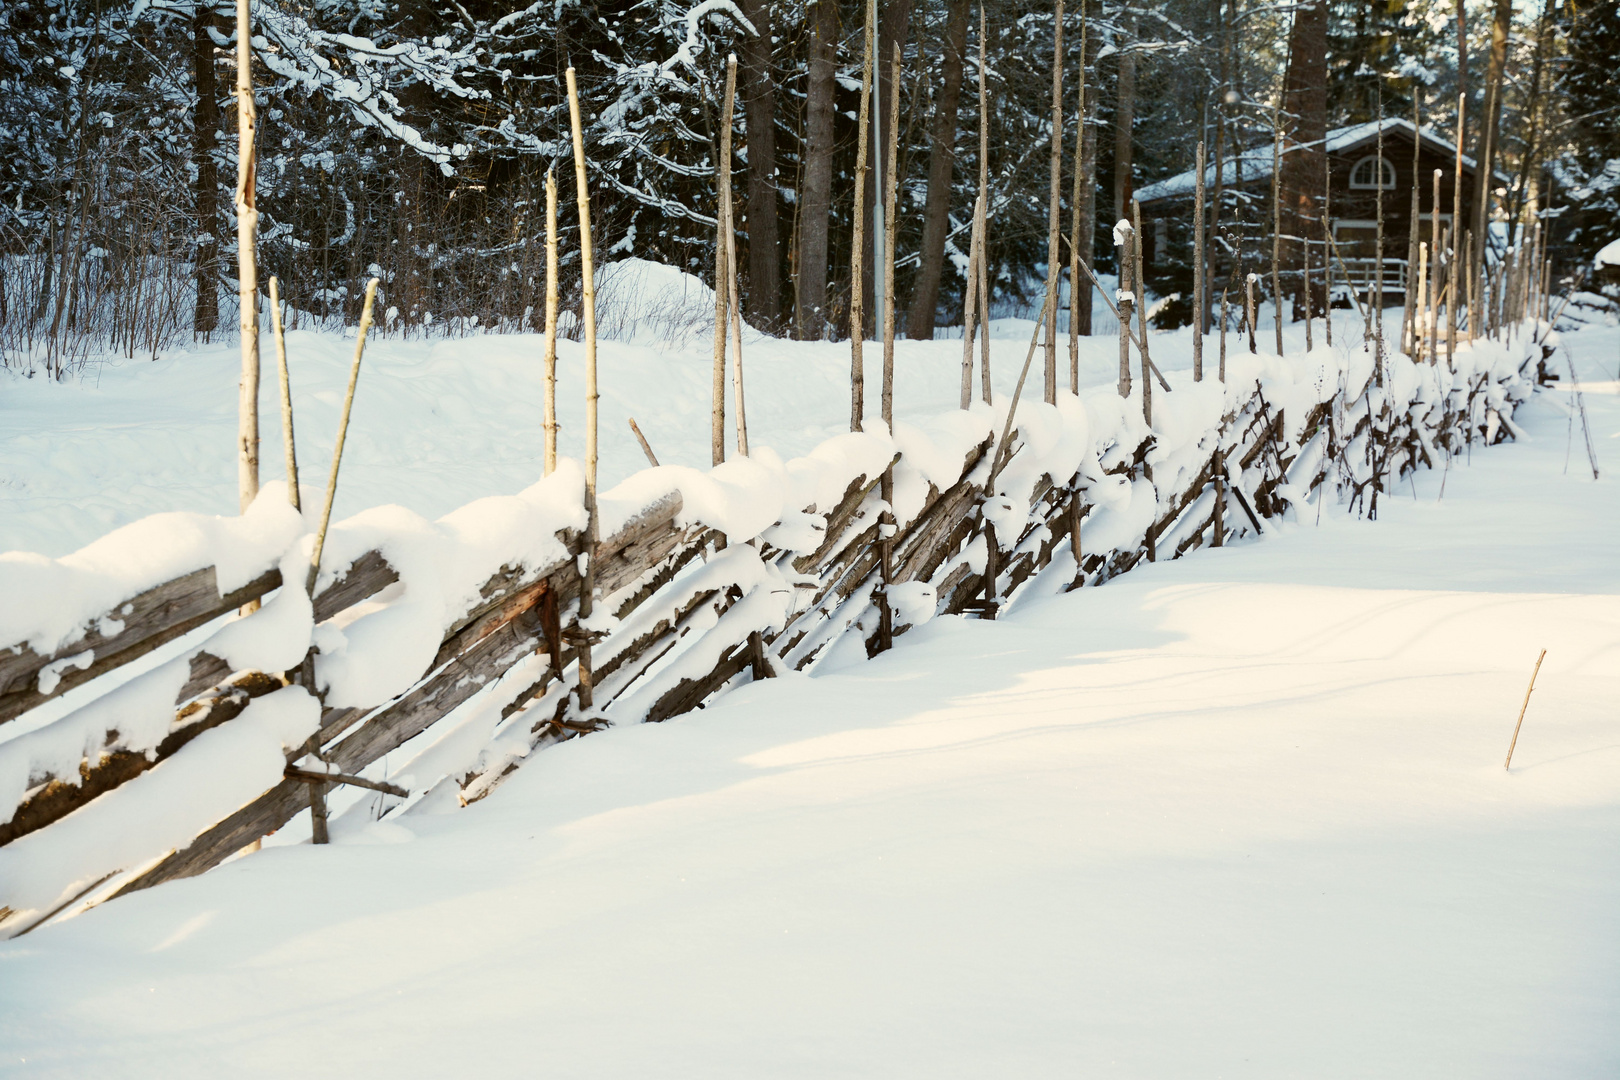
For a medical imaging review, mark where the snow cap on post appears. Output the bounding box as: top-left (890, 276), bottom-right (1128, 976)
top-left (1113, 219), bottom-right (1133, 247)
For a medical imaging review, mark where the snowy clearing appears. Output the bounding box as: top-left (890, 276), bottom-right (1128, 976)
top-left (0, 325), bottom-right (1615, 1077)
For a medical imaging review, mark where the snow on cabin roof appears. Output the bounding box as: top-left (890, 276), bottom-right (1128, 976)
top-left (1596, 237), bottom-right (1620, 269)
top-left (1134, 118), bottom-right (1491, 204)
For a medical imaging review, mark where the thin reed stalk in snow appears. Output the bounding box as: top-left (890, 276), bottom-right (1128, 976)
top-left (267, 276), bottom-right (299, 512)
top-left (305, 278), bottom-right (379, 597)
top-left (1503, 649), bottom-right (1547, 770)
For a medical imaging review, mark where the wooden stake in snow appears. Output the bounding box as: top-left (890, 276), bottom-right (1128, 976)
top-left (1503, 648), bottom-right (1546, 770)
top-left (1116, 218), bottom-right (1134, 398)
top-left (1068, 7), bottom-right (1087, 394)
top-left (304, 277), bottom-right (379, 597)
top-left (1415, 241), bottom-right (1430, 364)
top-left (629, 417), bottom-right (660, 467)
top-left (850, 0), bottom-right (874, 433)
top-left (977, 2), bottom-right (991, 407)
top-left (1193, 139), bottom-right (1205, 380)
top-left (1245, 272), bottom-right (1258, 354)
top-left (1131, 199), bottom-right (1152, 427)
top-left (877, 40), bottom-right (902, 656)
top-left (565, 66), bottom-right (600, 711)
top-left (1219, 288), bottom-right (1229, 382)
top-left (1270, 103), bottom-right (1284, 358)
top-left (723, 58), bottom-right (749, 458)
top-left (960, 197), bottom-right (983, 409)
top-left (267, 276), bottom-right (299, 512)
top-left (1432, 169), bottom-right (1443, 365)
top-left (1043, 0), bottom-right (1064, 406)
top-left (1323, 164), bottom-right (1333, 347)
top-left (882, 40), bottom-right (900, 437)
top-left (235, 0), bottom-right (260, 517)
top-left (1449, 94), bottom-right (1465, 366)
top-left (543, 167), bottom-right (559, 476)
top-left (713, 59), bottom-right (737, 464)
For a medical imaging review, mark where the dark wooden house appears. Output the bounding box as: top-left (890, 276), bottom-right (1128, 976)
top-left (1135, 119), bottom-right (1499, 319)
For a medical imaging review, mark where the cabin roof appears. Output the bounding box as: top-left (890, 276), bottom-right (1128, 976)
top-left (1134, 118), bottom-right (1499, 205)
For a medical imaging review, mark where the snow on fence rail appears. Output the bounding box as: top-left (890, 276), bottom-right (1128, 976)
top-left (0, 337), bottom-right (1538, 936)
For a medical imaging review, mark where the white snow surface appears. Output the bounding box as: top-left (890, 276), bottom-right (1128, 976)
top-left (1595, 236), bottom-right (1620, 269)
top-left (0, 325), bottom-right (1615, 1076)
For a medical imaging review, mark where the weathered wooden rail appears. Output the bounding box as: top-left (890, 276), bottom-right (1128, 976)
top-left (0, 340), bottom-right (1537, 936)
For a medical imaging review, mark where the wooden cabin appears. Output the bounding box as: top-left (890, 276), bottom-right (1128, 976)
top-left (1136, 119), bottom-right (1497, 311)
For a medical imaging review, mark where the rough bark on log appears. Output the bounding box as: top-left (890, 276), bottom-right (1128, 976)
top-left (0, 566), bottom-right (281, 726)
top-left (0, 670), bottom-right (286, 847)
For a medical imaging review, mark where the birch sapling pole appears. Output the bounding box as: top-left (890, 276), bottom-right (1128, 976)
top-left (1219, 288), bottom-right (1229, 382)
top-left (305, 278), bottom-right (378, 597)
top-left (723, 60), bottom-right (749, 457)
top-left (1323, 166), bottom-right (1333, 347)
top-left (1373, 106), bottom-right (1386, 381)
top-left (565, 66), bottom-right (600, 711)
top-left (1415, 241), bottom-right (1429, 364)
top-left (713, 60), bottom-right (737, 464)
top-left (235, 0), bottom-right (260, 520)
top-left (1068, 9), bottom-right (1087, 394)
top-left (1246, 272), bottom-right (1258, 354)
top-left (1116, 219), bottom-right (1133, 398)
top-left (1043, 0), bottom-right (1064, 406)
top-left (1503, 648), bottom-right (1547, 770)
top-left (543, 168), bottom-right (559, 476)
top-left (267, 276), bottom-right (298, 512)
top-left (1193, 139), bottom-right (1205, 380)
top-left (1131, 199), bottom-right (1152, 426)
top-left (882, 40), bottom-right (900, 440)
top-left (850, 2), bottom-right (874, 433)
top-left (1303, 223), bottom-right (1313, 352)
top-left (1132, 199), bottom-right (1154, 563)
top-left (877, 40), bottom-right (901, 655)
top-left (726, 198), bottom-right (748, 456)
top-left (1270, 103), bottom-right (1283, 357)
top-left (1450, 95), bottom-right (1465, 365)
top-left (960, 197), bottom-right (982, 408)
top-left (977, 2), bottom-right (991, 406)
top-left (1464, 230), bottom-right (1475, 344)
top-left (1404, 185), bottom-right (1421, 355)
top-left (1404, 89), bottom-right (1421, 354)
top-left (1432, 169), bottom-right (1443, 364)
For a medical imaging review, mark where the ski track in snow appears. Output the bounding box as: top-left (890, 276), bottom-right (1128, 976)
top-left (0, 322), bottom-right (1617, 1077)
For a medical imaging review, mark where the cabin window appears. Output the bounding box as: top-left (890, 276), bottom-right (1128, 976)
top-left (1349, 155), bottom-right (1396, 190)
top-left (1154, 219), bottom-right (1168, 263)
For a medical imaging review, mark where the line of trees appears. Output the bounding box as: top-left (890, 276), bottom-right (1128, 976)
top-left (0, 0), bottom-right (1610, 373)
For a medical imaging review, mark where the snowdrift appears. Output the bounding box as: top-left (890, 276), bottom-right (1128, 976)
top-left (0, 331), bottom-right (1538, 935)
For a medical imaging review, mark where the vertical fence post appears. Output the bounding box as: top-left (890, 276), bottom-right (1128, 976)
top-left (565, 67), bottom-right (599, 712)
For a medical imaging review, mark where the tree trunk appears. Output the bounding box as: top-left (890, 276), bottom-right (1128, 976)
top-left (1279, 0), bottom-right (1327, 320)
top-left (1076, 3), bottom-right (1096, 336)
top-left (1472, 0), bottom-right (1510, 255)
top-left (795, 0), bottom-right (839, 340)
top-left (737, 0), bottom-right (781, 332)
top-left (192, 13), bottom-right (220, 335)
top-left (866, 0), bottom-right (912, 334)
top-left (905, 0), bottom-right (970, 339)
top-left (1111, 38), bottom-right (1135, 232)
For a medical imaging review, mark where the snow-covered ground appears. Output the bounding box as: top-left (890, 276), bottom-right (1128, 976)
top-left (0, 322), bottom-right (1615, 1076)
top-left (0, 261), bottom-right (1275, 557)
